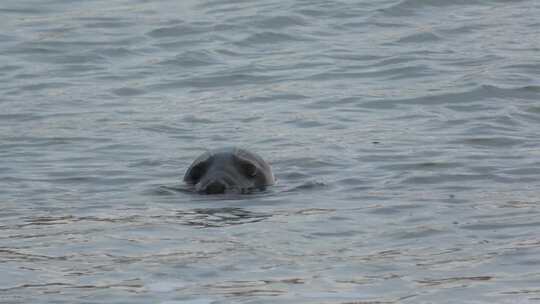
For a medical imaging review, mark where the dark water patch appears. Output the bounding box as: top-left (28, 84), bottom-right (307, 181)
top-left (112, 87), bottom-right (145, 96)
top-left (3, 214), bottom-right (144, 232)
top-left (89, 143), bottom-right (151, 155)
top-left (52, 64), bottom-right (106, 74)
top-left (27, 38), bottom-right (141, 50)
top-left (379, 0), bottom-right (486, 16)
top-left (0, 113), bottom-right (41, 122)
top-left (461, 221), bottom-right (540, 231)
top-left (498, 200), bottom-right (540, 209)
top-left (2, 136), bottom-right (110, 147)
top-left (436, 187), bottom-right (475, 196)
top-left (525, 106), bottom-right (540, 114)
top-left (445, 104), bottom-right (498, 113)
top-left (0, 281), bottom-right (145, 292)
top-left (254, 15), bottom-right (308, 30)
top-left (439, 23), bottom-right (492, 35)
top-left (148, 73), bottom-right (276, 91)
top-left (84, 21), bottom-right (136, 29)
top-left (439, 55), bottom-right (505, 68)
top-left (378, 161), bottom-right (462, 172)
top-left (310, 230), bottom-right (362, 238)
top-left (182, 115), bottom-right (216, 124)
top-left (0, 64), bottom-right (22, 74)
top-left (0, 249), bottom-right (69, 262)
top-left (152, 38), bottom-right (218, 51)
top-left (239, 116), bottom-right (261, 123)
top-left (15, 175), bottom-right (147, 186)
top-left (386, 226), bottom-right (448, 239)
top-left (243, 93), bottom-right (308, 103)
top-left (197, 0), bottom-right (254, 10)
top-left (470, 210), bottom-right (538, 220)
top-left (149, 185), bottom-right (188, 196)
top-left (48, 53), bottom-right (107, 65)
top-left (278, 171), bottom-right (311, 186)
top-left (147, 23), bottom-right (211, 38)
top-left (367, 204), bottom-right (423, 215)
top-left (517, 85), bottom-right (540, 92)
top-left (308, 65), bottom-right (436, 83)
top-left (501, 288), bottom-right (540, 296)
top-left (285, 118), bottom-right (326, 128)
top-left (501, 167), bottom-right (540, 176)
top-left (0, 7), bottom-right (49, 14)
top-left (5, 46), bottom-right (64, 56)
top-left (502, 63), bottom-right (540, 75)
top-left (306, 97), bottom-right (367, 110)
top-left (416, 276), bottom-right (492, 287)
top-left (203, 282), bottom-right (286, 297)
top-left (281, 208), bottom-right (336, 216)
top-left (18, 81), bottom-right (73, 92)
top-left (159, 50), bottom-right (223, 67)
top-left (322, 53), bottom-right (384, 63)
top-left (141, 124), bottom-right (194, 134)
top-left (396, 32), bottom-right (441, 44)
top-left (337, 177), bottom-right (366, 186)
top-left (454, 137), bottom-right (524, 148)
top-left (402, 173), bottom-right (493, 185)
top-left (284, 181), bottom-right (328, 192)
top-left (367, 55), bottom-right (419, 67)
top-left (94, 47), bottom-right (141, 58)
top-left (13, 73), bottom-right (46, 81)
top-left (277, 157), bottom-right (342, 170)
top-left (234, 31), bottom-right (312, 47)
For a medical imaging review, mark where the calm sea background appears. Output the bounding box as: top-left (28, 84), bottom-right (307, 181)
top-left (1, 0), bottom-right (540, 303)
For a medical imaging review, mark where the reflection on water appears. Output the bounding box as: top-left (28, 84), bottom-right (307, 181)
top-left (173, 208), bottom-right (271, 228)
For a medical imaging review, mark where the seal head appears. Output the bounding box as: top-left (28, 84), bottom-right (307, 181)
top-left (184, 147), bottom-right (274, 194)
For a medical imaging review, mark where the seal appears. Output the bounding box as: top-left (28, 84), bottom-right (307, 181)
top-left (184, 147), bottom-right (275, 194)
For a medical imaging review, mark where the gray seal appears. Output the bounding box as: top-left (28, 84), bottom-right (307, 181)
top-left (184, 147), bottom-right (275, 194)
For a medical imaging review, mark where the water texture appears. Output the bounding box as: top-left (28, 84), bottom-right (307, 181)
top-left (1, 0), bottom-right (540, 303)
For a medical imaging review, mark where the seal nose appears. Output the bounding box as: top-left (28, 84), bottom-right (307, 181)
top-left (203, 180), bottom-right (226, 194)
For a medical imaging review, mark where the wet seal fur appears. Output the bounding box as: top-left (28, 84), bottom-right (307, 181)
top-left (184, 147), bottom-right (275, 194)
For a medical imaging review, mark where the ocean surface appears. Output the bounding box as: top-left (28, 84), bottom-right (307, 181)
top-left (1, 0), bottom-right (540, 303)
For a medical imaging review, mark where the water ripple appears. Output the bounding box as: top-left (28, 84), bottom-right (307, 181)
top-left (2, 0), bottom-right (540, 303)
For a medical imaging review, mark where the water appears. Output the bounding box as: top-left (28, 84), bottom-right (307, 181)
top-left (1, 0), bottom-right (540, 303)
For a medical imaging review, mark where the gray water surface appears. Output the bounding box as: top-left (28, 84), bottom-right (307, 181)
top-left (1, 0), bottom-right (540, 303)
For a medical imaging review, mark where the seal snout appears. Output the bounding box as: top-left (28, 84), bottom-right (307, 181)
top-left (203, 180), bottom-right (227, 194)
top-left (196, 173), bottom-right (235, 194)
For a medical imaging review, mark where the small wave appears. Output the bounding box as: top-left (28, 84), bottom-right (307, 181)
top-left (173, 207), bottom-right (271, 228)
top-left (455, 137), bottom-right (524, 148)
top-left (234, 31), bottom-right (311, 47)
top-left (253, 15), bottom-right (308, 30)
top-left (402, 173), bottom-right (491, 185)
top-left (84, 21), bottom-right (135, 29)
top-left (396, 31), bottom-right (441, 43)
top-left (379, 0), bottom-right (485, 16)
top-left (285, 181), bottom-right (327, 192)
top-left (158, 50), bottom-right (223, 68)
top-left (360, 85), bottom-right (540, 109)
top-left (462, 220), bottom-right (540, 231)
top-left (147, 23), bottom-right (210, 38)
top-left (417, 276), bottom-right (492, 287)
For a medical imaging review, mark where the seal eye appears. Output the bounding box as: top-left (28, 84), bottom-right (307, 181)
top-left (241, 162), bottom-right (257, 178)
top-left (189, 163), bottom-right (207, 182)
